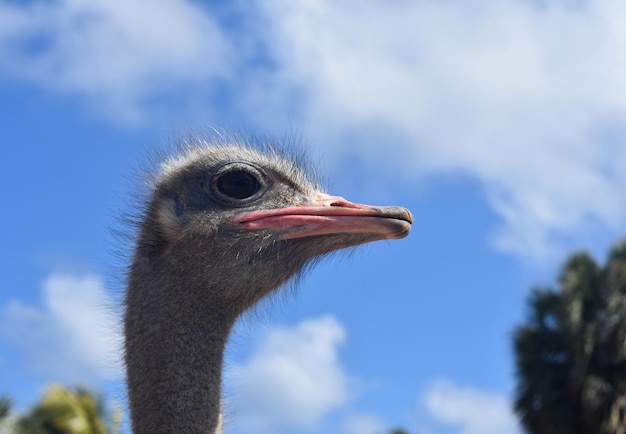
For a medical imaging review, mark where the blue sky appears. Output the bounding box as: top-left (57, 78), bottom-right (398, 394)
top-left (1, 0), bottom-right (626, 433)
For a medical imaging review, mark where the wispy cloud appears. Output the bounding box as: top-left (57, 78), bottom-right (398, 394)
top-left (1, 281), bottom-right (385, 433)
top-left (340, 412), bottom-right (387, 434)
top-left (2, 0), bottom-right (625, 260)
top-left (227, 316), bottom-right (351, 433)
top-left (422, 379), bottom-right (521, 434)
top-left (250, 0), bottom-right (626, 262)
top-left (0, 273), bottom-right (123, 383)
top-left (0, 0), bottom-right (233, 122)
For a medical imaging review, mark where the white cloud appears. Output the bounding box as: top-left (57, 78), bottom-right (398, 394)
top-left (0, 0), bottom-right (233, 122)
top-left (3, 0), bottom-right (626, 260)
top-left (1, 280), bottom-right (381, 434)
top-left (245, 0), bottom-right (626, 261)
top-left (0, 273), bottom-right (123, 383)
top-left (227, 316), bottom-right (350, 433)
top-left (340, 412), bottom-right (387, 434)
top-left (422, 379), bottom-right (520, 434)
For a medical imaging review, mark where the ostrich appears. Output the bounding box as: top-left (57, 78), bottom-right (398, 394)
top-left (125, 138), bottom-right (413, 433)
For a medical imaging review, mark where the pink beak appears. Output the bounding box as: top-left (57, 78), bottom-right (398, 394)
top-left (234, 194), bottom-right (413, 240)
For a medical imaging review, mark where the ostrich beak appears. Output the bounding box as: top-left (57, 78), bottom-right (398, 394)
top-left (234, 194), bottom-right (413, 240)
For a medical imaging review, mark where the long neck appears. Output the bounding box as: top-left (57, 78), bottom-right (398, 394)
top-left (125, 255), bottom-right (236, 434)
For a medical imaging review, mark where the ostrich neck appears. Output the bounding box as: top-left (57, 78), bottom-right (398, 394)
top-left (125, 257), bottom-right (237, 434)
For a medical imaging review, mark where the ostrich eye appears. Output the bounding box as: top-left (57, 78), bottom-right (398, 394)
top-left (215, 169), bottom-right (261, 200)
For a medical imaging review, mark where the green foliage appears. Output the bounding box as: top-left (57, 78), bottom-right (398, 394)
top-left (14, 384), bottom-right (116, 434)
top-left (514, 241), bottom-right (626, 434)
top-left (0, 397), bottom-right (11, 421)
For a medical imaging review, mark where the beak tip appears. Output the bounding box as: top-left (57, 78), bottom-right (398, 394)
top-left (403, 208), bottom-right (414, 225)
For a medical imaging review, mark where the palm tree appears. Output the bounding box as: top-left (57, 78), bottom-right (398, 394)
top-left (15, 384), bottom-right (119, 434)
top-left (0, 397), bottom-right (11, 421)
top-left (514, 241), bottom-right (626, 433)
top-left (1, 396), bottom-right (13, 432)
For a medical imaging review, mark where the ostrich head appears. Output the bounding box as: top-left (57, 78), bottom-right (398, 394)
top-left (125, 139), bottom-right (412, 433)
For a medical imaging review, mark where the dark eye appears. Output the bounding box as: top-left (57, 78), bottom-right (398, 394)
top-left (215, 169), bottom-right (261, 200)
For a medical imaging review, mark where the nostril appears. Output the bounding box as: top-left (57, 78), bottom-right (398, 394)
top-left (315, 194), bottom-right (361, 209)
top-left (328, 197), bottom-right (361, 209)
